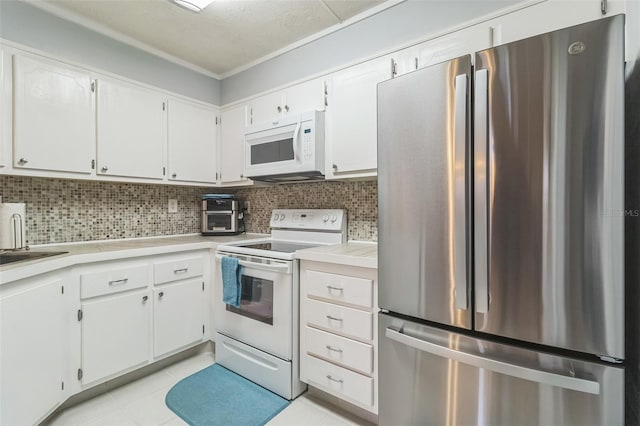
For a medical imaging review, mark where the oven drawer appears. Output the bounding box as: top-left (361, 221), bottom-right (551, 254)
top-left (305, 298), bottom-right (373, 341)
top-left (154, 256), bottom-right (204, 284)
top-left (304, 326), bottom-right (373, 374)
top-left (305, 270), bottom-right (373, 308)
top-left (80, 263), bottom-right (149, 299)
top-left (304, 354), bottom-right (374, 407)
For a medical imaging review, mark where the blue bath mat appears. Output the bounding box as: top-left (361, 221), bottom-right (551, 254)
top-left (165, 364), bottom-right (289, 426)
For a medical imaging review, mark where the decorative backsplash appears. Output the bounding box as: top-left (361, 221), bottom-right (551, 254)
top-left (235, 180), bottom-right (378, 241)
top-left (0, 175), bottom-right (378, 245)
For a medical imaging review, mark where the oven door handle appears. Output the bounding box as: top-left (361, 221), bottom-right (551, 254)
top-left (215, 254), bottom-right (290, 273)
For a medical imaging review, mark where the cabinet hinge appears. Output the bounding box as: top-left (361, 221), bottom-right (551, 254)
top-left (91, 159), bottom-right (95, 170)
top-left (250, 107), bottom-right (253, 124)
top-left (215, 172), bottom-right (218, 181)
top-left (202, 325), bottom-right (205, 335)
top-left (601, 0), bottom-right (607, 14)
top-left (162, 102), bottom-right (166, 111)
top-left (61, 285), bottom-right (64, 295)
top-left (391, 58), bottom-right (398, 77)
top-left (90, 81), bottom-right (95, 93)
top-left (77, 309), bottom-right (83, 321)
top-left (215, 116), bottom-right (219, 125)
top-left (61, 381), bottom-right (64, 391)
top-left (77, 368), bottom-right (83, 381)
top-left (202, 282), bottom-right (204, 291)
top-left (163, 166), bottom-right (166, 176)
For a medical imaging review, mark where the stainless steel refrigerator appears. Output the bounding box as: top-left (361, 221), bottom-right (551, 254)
top-left (377, 15), bottom-right (626, 425)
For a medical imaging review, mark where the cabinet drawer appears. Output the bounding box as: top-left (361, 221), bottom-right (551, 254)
top-left (305, 298), bottom-right (373, 341)
top-left (154, 256), bottom-right (204, 284)
top-left (304, 354), bottom-right (373, 407)
top-left (306, 270), bottom-right (373, 308)
top-left (80, 264), bottom-right (149, 299)
top-left (304, 326), bottom-right (373, 375)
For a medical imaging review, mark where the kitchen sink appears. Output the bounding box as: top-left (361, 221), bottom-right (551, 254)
top-left (0, 251), bottom-right (68, 265)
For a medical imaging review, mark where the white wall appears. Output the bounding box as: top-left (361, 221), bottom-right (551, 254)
top-left (0, 0), bottom-right (221, 105)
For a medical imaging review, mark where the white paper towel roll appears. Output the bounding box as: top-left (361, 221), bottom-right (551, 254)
top-left (0, 203), bottom-right (27, 250)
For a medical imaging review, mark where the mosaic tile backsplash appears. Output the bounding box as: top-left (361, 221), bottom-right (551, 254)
top-left (0, 176), bottom-right (378, 245)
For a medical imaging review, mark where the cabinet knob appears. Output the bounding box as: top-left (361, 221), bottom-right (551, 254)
top-left (142, 295), bottom-right (148, 302)
top-left (172, 173), bottom-right (177, 178)
top-left (158, 291), bottom-right (164, 298)
top-left (240, 174), bottom-right (244, 179)
top-left (284, 105), bottom-right (289, 112)
top-left (101, 166), bottom-right (108, 173)
top-left (277, 105), bottom-right (282, 113)
top-left (18, 158), bottom-right (28, 164)
top-left (332, 164), bottom-right (338, 171)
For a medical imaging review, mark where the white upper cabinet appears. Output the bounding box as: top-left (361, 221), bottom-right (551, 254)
top-left (12, 54), bottom-right (95, 174)
top-left (167, 99), bottom-right (217, 184)
top-left (0, 47), bottom-right (7, 169)
top-left (325, 56), bottom-right (391, 179)
top-left (220, 105), bottom-right (249, 183)
top-left (392, 24), bottom-right (493, 76)
top-left (247, 78), bottom-right (325, 126)
top-left (496, 0), bottom-right (623, 47)
top-left (96, 78), bottom-right (165, 180)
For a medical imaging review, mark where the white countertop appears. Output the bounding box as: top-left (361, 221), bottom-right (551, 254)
top-left (0, 233), bottom-right (267, 284)
top-left (295, 241), bottom-right (377, 269)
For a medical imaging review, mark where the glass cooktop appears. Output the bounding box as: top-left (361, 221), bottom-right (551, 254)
top-left (237, 241), bottom-right (320, 253)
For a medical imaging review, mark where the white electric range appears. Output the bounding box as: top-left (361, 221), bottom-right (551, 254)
top-left (214, 209), bottom-right (347, 400)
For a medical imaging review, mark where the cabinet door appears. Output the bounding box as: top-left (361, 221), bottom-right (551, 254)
top-left (325, 57), bottom-right (390, 178)
top-left (96, 78), bottom-right (165, 179)
top-left (283, 78), bottom-right (325, 115)
top-left (1, 278), bottom-right (66, 426)
top-left (220, 105), bottom-right (248, 183)
top-left (154, 279), bottom-right (204, 358)
top-left (248, 91), bottom-right (284, 126)
top-left (13, 54), bottom-right (94, 174)
top-left (167, 99), bottom-right (217, 184)
top-left (81, 290), bottom-right (151, 385)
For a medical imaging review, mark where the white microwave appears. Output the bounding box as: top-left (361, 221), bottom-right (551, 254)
top-left (244, 111), bottom-right (325, 182)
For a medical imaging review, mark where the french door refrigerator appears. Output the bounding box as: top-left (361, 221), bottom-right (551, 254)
top-left (377, 15), bottom-right (625, 425)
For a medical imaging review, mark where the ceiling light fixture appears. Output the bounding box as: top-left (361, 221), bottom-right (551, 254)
top-left (170, 0), bottom-right (215, 13)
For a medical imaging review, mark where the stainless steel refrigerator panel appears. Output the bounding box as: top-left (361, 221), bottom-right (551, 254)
top-left (379, 313), bottom-right (624, 425)
top-left (474, 16), bottom-right (625, 359)
top-left (378, 55), bottom-right (472, 329)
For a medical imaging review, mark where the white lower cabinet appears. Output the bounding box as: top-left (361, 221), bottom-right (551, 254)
top-left (154, 278), bottom-right (205, 358)
top-left (80, 289), bottom-right (152, 385)
top-left (0, 274), bottom-right (69, 426)
top-left (300, 261), bottom-right (378, 414)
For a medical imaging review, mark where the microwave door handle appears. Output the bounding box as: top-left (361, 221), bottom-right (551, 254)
top-left (292, 120), bottom-right (301, 161)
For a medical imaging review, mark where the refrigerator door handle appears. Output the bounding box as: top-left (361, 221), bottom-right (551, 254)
top-left (474, 68), bottom-right (490, 313)
top-left (385, 326), bottom-right (601, 395)
top-left (453, 73), bottom-right (469, 310)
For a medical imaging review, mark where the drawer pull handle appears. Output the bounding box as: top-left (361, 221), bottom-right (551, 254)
top-left (326, 375), bottom-right (343, 384)
top-left (326, 345), bottom-right (343, 353)
top-left (108, 278), bottom-right (128, 285)
top-left (326, 285), bottom-right (344, 292)
top-left (159, 292), bottom-right (164, 298)
top-left (174, 267), bottom-right (189, 274)
top-left (142, 295), bottom-right (148, 302)
top-left (326, 315), bottom-right (343, 322)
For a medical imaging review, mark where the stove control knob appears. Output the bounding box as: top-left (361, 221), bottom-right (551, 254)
top-left (272, 214), bottom-right (278, 221)
top-left (279, 214), bottom-right (286, 221)
top-left (322, 215), bottom-right (329, 222)
top-left (330, 215), bottom-right (337, 223)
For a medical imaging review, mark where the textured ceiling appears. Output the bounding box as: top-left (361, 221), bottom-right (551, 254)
top-left (42, 0), bottom-right (385, 76)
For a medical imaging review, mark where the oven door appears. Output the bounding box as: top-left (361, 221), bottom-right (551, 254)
top-left (214, 253), bottom-right (293, 360)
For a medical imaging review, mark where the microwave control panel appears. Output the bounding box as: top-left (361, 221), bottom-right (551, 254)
top-left (302, 127), bottom-right (313, 161)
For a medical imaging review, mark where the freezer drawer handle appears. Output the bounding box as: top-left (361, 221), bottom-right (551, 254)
top-left (108, 278), bottom-right (128, 285)
top-left (385, 327), bottom-right (600, 395)
top-left (326, 285), bottom-right (344, 293)
top-left (326, 375), bottom-right (344, 384)
top-left (326, 345), bottom-right (343, 353)
top-left (173, 267), bottom-right (189, 274)
top-left (326, 315), bottom-right (343, 322)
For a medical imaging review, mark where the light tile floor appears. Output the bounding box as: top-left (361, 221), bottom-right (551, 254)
top-left (45, 352), bottom-right (373, 426)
